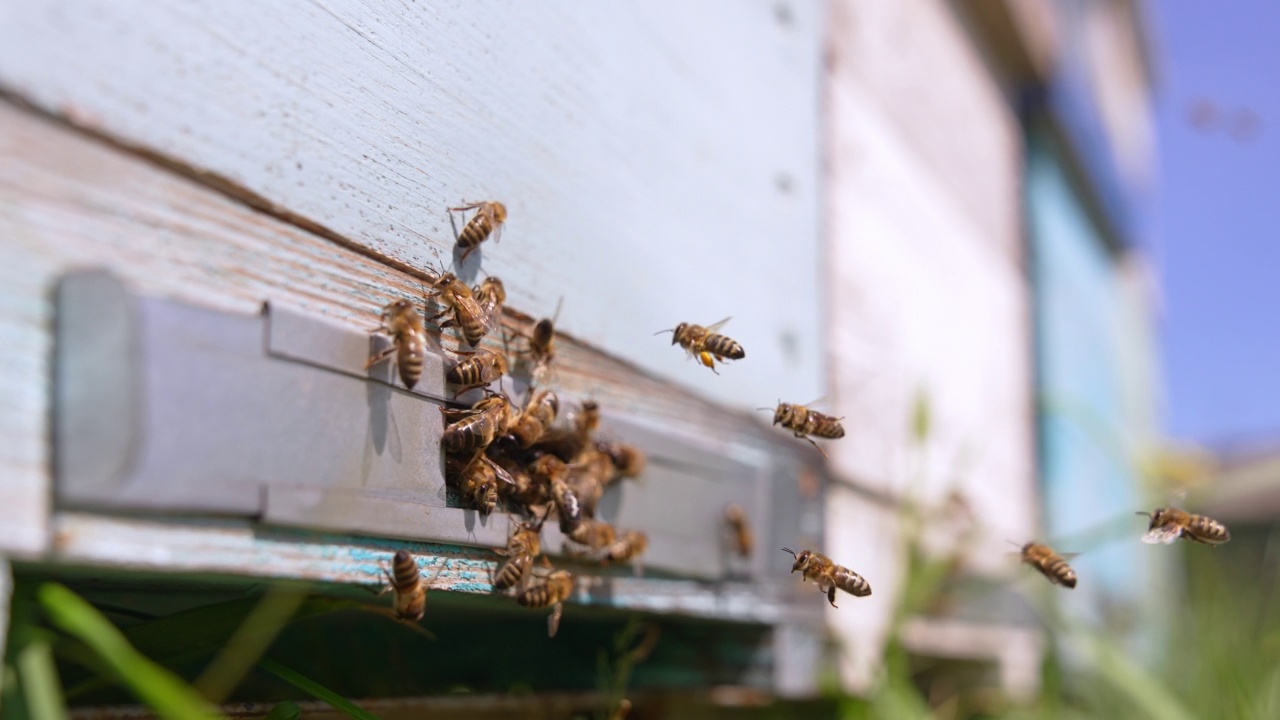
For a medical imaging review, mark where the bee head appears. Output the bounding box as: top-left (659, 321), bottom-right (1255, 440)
top-left (781, 547), bottom-right (809, 573)
top-left (483, 276), bottom-right (507, 302)
top-left (1135, 509), bottom-right (1161, 528)
top-left (671, 323), bottom-right (688, 345)
top-left (773, 402), bottom-right (790, 426)
top-left (491, 202), bottom-right (508, 223)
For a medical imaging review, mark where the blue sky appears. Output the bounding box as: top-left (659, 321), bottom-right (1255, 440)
top-left (1150, 0), bottom-right (1280, 446)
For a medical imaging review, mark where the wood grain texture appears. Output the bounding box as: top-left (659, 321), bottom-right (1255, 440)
top-left (0, 101), bottom-right (823, 577)
top-left (0, 0), bottom-right (826, 410)
top-left (49, 512), bottom-right (816, 627)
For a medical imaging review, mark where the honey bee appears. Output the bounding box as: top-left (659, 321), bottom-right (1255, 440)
top-left (725, 504), bottom-right (753, 558)
top-left (534, 400), bottom-right (601, 460)
top-left (518, 297), bottom-right (561, 385)
top-left (529, 455), bottom-right (581, 533)
top-left (473, 276), bottom-right (506, 319)
top-left (444, 348), bottom-right (508, 398)
top-left (449, 201), bottom-right (507, 262)
top-left (781, 547), bottom-right (871, 607)
top-left (428, 271), bottom-right (496, 347)
top-left (765, 401), bottom-right (845, 456)
top-left (1017, 542), bottom-right (1078, 588)
top-left (602, 530), bottom-right (648, 565)
top-left (567, 448), bottom-right (615, 516)
top-left (365, 299), bottom-right (427, 389)
top-left (1138, 507), bottom-right (1231, 545)
top-left (510, 388), bottom-right (559, 448)
top-left (517, 568), bottom-right (575, 638)
top-left (567, 518), bottom-right (616, 550)
top-left (445, 452), bottom-right (513, 515)
top-left (656, 318), bottom-right (745, 374)
top-left (441, 393), bottom-right (520, 454)
top-left (597, 441), bottom-right (646, 480)
top-left (380, 549), bottom-right (427, 622)
top-left (493, 514), bottom-right (545, 591)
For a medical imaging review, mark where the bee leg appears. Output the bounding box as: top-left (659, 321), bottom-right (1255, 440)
top-left (826, 586), bottom-right (839, 609)
top-left (547, 602), bottom-right (564, 638)
top-left (797, 435), bottom-right (829, 459)
top-left (697, 352), bottom-right (720, 374)
top-left (364, 345), bottom-right (398, 370)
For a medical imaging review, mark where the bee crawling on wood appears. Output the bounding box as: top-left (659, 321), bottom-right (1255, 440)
top-left (365, 299), bottom-right (427, 389)
top-left (1137, 507), bottom-right (1230, 545)
top-left (493, 511), bottom-right (547, 591)
top-left (517, 568), bottom-right (575, 638)
top-left (427, 270), bottom-right (497, 347)
top-left (656, 317), bottom-right (745, 374)
top-left (449, 200), bottom-right (507, 262)
top-left (472, 276), bottom-right (506, 320)
top-left (510, 387), bottom-right (559, 448)
top-left (762, 400), bottom-right (845, 457)
top-left (441, 392), bottom-right (520, 455)
top-left (444, 347), bottom-right (508, 398)
top-left (602, 529), bottom-right (648, 569)
top-left (1016, 541), bottom-right (1078, 589)
top-left (781, 547), bottom-right (870, 607)
top-left (445, 451), bottom-right (514, 516)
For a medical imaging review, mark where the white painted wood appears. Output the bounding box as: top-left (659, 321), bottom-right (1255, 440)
top-left (0, 0), bottom-right (826, 410)
top-left (823, 0), bottom-right (1036, 692)
top-left (0, 102), bottom-right (818, 556)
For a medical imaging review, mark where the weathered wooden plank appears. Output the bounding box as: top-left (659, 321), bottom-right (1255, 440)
top-left (0, 102), bottom-right (823, 558)
top-left (47, 513), bottom-right (817, 627)
top-left (0, 0), bottom-right (827, 411)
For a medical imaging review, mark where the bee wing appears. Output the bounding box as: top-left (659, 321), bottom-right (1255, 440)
top-left (485, 457), bottom-right (517, 486)
top-left (1142, 525), bottom-right (1182, 545)
top-left (705, 317), bottom-right (733, 333)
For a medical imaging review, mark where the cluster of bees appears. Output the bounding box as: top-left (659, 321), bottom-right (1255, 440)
top-left (363, 200), bottom-right (1231, 631)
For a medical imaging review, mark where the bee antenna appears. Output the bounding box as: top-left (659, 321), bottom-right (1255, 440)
top-left (1134, 510), bottom-right (1153, 518)
top-left (653, 328), bottom-right (675, 336)
top-left (1005, 539), bottom-right (1022, 549)
top-left (780, 547), bottom-right (797, 558)
top-left (755, 407), bottom-right (773, 412)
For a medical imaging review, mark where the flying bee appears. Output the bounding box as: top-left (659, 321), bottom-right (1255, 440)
top-left (567, 518), bottom-right (616, 550)
top-left (1138, 507), bottom-right (1230, 545)
top-left (597, 440), bottom-right (646, 480)
top-left (781, 547), bottom-right (871, 608)
top-left (510, 388), bottom-right (559, 448)
top-left (1018, 542), bottom-right (1078, 589)
top-left (449, 200), bottom-right (507, 262)
top-left (517, 297), bottom-right (561, 385)
top-left (473, 276), bottom-right (506, 319)
top-left (493, 513), bottom-right (545, 591)
top-left (427, 271), bottom-right (496, 347)
top-left (380, 549), bottom-right (428, 622)
top-left (656, 317), bottom-right (745, 374)
top-left (365, 299), bottom-right (427, 389)
top-left (764, 401), bottom-right (845, 457)
top-left (602, 530), bottom-right (648, 566)
top-left (441, 393), bottom-right (520, 454)
top-left (517, 568), bottom-right (575, 638)
top-left (444, 348), bottom-right (508, 398)
top-left (445, 452), bottom-right (513, 515)
top-left (725, 504), bottom-right (753, 558)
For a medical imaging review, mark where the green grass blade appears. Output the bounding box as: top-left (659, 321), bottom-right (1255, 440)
top-left (16, 638), bottom-right (68, 720)
top-left (194, 587), bottom-right (307, 703)
top-left (37, 583), bottom-right (223, 720)
top-left (258, 660), bottom-right (381, 720)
